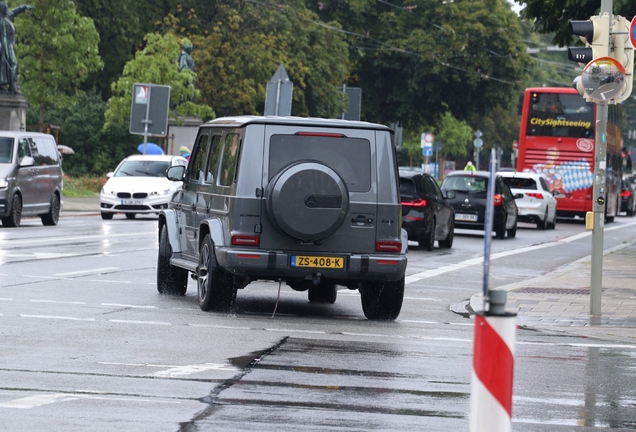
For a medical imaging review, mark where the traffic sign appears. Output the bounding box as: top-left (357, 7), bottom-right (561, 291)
top-left (512, 140), bottom-right (518, 149)
top-left (130, 83), bottom-right (171, 137)
top-left (473, 138), bottom-right (483, 148)
top-left (423, 146), bottom-right (433, 157)
top-left (630, 16), bottom-right (636, 50)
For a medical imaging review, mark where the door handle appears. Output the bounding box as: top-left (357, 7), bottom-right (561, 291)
top-left (351, 215), bottom-right (373, 224)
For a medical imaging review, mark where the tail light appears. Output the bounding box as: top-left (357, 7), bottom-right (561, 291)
top-left (231, 234), bottom-right (260, 246)
top-left (405, 216), bottom-right (424, 221)
top-left (376, 241), bottom-right (402, 252)
top-left (493, 194), bottom-right (503, 206)
top-left (525, 192), bottom-right (543, 199)
top-left (621, 190), bottom-right (631, 197)
top-left (401, 199), bottom-right (427, 207)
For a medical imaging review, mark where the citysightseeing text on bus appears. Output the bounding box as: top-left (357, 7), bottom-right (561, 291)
top-left (529, 118), bottom-right (592, 129)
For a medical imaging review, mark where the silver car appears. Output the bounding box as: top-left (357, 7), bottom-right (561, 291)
top-left (499, 171), bottom-right (557, 230)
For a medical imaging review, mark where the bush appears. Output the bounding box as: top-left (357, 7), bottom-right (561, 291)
top-left (63, 174), bottom-right (107, 197)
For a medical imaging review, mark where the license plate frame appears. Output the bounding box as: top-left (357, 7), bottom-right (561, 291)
top-left (291, 255), bottom-right (345, 269)
top-left (455, 213), bottom-right (478, 222)
top-left (121, 199), bottom-right (143, 205)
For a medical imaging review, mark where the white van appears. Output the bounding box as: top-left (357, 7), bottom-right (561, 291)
top-left (0, 132), bottom-right (64, 227)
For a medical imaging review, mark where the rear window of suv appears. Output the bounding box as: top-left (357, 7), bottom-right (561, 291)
top-left (269, 134), bottom-right (371, 192)
top-left (504, 177), bottom-right (537, 190)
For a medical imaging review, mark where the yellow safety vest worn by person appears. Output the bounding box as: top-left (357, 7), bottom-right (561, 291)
top-left (464, 161), bottom-right (476, 171)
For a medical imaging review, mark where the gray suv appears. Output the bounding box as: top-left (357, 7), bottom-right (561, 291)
top-left (157, 116), bottom-right (407, 320)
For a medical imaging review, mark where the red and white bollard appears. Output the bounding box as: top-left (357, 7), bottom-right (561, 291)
top-left (470, 290), bottom-right (516, 432)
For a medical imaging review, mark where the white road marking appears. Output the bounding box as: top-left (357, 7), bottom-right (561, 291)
top-left (153, 363), bottom-right (237, 377)
top-left (0, 393), bottom-right (180, 409)
top-left (55, 267), bottom-right (120, 276)
top-left (265, 328), bottom-right (326, 334)
top-left (31, 300), bottom-right (86, 305)
top-left (403, 296), bottom-right (441, 301)
top-left (102, 303), bottom-right (156, 309)
top-left (109, 319), bottom-right (171, 326)
top-left (188, 323), bottom-right (251, 330)
top-left (20, 315), bottom-right (95, 321)
top-left (397, 319), bottom-right (438, 324)
top-left (340, 332), bottom-right (404, 338)
top-left (0, 298), bottom-right (12, 301)
top-left (5, 231), bottom-right (155, 246)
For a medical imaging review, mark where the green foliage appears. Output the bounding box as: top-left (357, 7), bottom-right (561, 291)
top-left (14, 0), bottom-right (103, 125)
top-left (433, 112), bottom-right (474, 159)
top-left (105, 32), bottom-right (215, 127)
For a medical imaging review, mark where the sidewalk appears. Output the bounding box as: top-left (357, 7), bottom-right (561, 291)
top-left (61, 194), bottom-right (100, 214)
top-left (471, 240), bottom-right (636, 342)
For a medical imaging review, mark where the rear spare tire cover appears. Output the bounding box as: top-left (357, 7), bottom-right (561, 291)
top-left (266, 161), bottom-right (349, 241)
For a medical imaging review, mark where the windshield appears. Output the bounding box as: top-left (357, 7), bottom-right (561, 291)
top-left (443, 175), bottom-right (488, 194)
top-left (0, 137), bottom-right (13, 163)
top-left (115, 160), bottom-right (171, 177)
top-left (526, 92), bottom-right (594, 138)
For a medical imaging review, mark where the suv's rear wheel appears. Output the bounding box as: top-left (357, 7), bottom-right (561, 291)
top-left (157, 225), bottom-right (188, 295)
top-left (41, 193), bottom-right (60, 226)
top-left (198, 234), bottom-right (236, 311)
top-left (2, 194), bottom-right (22, 227)
top-left (360, 277), bottom-right (404, 321)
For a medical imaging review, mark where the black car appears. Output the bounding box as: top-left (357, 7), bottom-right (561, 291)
top-left (620, 179), bottom-right (636, 217)
top-left (399, 170), bottom-right (455, 250)
top-left (440, 171), bottom-right (521, 239)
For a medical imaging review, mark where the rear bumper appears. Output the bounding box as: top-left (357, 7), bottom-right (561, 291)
top-left (215, 248), bottom-right (407, 283)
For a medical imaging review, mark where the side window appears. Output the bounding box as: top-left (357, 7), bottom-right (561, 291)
top-left (28, 138), bottom-right (41, 164)
top-left (188, 134), bottom-right (210, 183)
top-left (499, 178), bottom-right (513, 199)
top-left (428, 177), bottom-right (444, 198)
top-left (540, 177), bottom-right (550, 192)
top-left (18, 138), bottom-right (31, 162)
top-left (205, 134), bottom-right (223, 183)
top-left (33, 137), bottom-right (59, 165)
top-left (218, 133), bottom-right (241, 187)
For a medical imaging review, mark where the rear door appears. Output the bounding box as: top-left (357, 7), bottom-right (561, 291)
top-left (423, 175), bottom-right (452, 236)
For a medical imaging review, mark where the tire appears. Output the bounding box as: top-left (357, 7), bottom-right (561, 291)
top-left (360, 277), bottom-right (405, 321)
top-left (507, 221), bottom-right (517, 238)
top-left (418, 218), bottom-right (435, 251)
top-left (547, 211), bottom-right (557, 229)
top-left (41, 194), bottom-right (60, 226)
top-left (495, 216), bottom-right (506, 239)
top-left (157, 225), bottom-right (188, 295)
top-left (537, 210), bottom-right (547, 230)
top-left (439, 218), bottom-right (454, 249)
top-left (628, 200), bottom-right (635, 217)
top-left (308, 282), bottom-right (337, 304)
top-left (125, 213), bottom-right (136, 220)
top-left (1, 194), bottom-right (22, 227)
top-left (197, 234), bottom-right (236, 311)
top-left (101, 212), bottom-right (113, 220)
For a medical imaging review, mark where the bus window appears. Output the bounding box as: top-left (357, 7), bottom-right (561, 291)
top-left (527, 93), bottom-right (594, 138)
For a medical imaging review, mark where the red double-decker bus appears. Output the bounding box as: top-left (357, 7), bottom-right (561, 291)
top-left (517, 87), bottom-right (624, 221)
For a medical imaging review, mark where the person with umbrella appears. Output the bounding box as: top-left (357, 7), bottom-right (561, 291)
top-left (179, 146), bottom-right (191, 161)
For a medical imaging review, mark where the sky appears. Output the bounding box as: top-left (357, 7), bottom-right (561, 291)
top-left (509, 0), bottom-right (525, 14)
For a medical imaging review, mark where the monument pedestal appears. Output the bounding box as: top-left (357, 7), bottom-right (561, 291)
top-left (0, 93), bottom-right (27, 131)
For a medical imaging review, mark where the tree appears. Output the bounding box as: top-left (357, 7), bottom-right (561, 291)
top-left (14, 0), bottom-right (103, 130)
top-left (105, 32), bottom-right (214, 128)
top-left (434, 111), bottom-right (473, 159)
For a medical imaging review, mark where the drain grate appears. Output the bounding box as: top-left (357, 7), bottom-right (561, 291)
top-left (515, 287), bottom-right (591, 295)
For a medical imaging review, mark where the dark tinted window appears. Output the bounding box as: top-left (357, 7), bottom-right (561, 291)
top-left (17, 138), bottom-right (31, 162)
top-left (205, 135), bottom-right (223, 183)
top-left (33, 137), bottom-right (59, 166)
top-left (399, 178), bottom-right (417, 198)
top-left (0, 137), bottom-right (13, 163)
top-left (269, 134), bottom-right (371, 192)
top-left (422, 176), bottom-right (441, 197)
top-left (219, 133), bottom-right (240, 186)
top-left (189, 134), bottom-right (210, 182)
top-left (526, 92), bottom-right (594, 138)
top-left (504, 177), bottom-right (537, 190)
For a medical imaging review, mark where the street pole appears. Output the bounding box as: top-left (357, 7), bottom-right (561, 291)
top-left (589, 0), bottom-right (613, 324)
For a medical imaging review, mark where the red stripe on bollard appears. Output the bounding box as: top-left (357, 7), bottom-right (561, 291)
top-left (473, 315), bottom-right (514, 416)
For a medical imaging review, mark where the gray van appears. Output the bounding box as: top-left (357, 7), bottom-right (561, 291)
top-left (157, 116), bottom-right (407, 320)
top-left (0, 132), bottom-right (64, 227)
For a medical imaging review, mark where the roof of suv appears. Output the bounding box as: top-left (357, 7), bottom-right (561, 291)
top-left (203, 115), bottom-right (392, 131)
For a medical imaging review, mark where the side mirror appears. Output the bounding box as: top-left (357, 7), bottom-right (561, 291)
top-left (552, 190), bottom-right (560, 196)
top-left (167, 165), bottom-right (186, 181)
top-left (19, 156), bottom-right (34, 167)
top-left (444, 191), bottom-right (456, 199)
top-left (106, 172), bottom-right (114, 178)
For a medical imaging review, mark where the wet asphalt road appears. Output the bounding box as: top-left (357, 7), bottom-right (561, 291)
top-left (0, 214), bottom-right (635, 431)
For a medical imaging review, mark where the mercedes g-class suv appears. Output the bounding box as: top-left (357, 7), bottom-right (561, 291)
top-left (157, 116), bottom-right (407, 320)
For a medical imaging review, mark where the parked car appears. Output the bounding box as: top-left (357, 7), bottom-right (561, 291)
top-left (440, 170), bottom-right (521, 239)
top-left (499, 171), bottom-right (557, 229)
top-left (399, 170), bottom-right (455, 250)
top-left (620, 179), bottom-right (636, 217)
top-left (157, 116), bottom-right (408, 320)
top-left (100, 154), bottom-right (188, 220)
top-left (0, 131), bottom-right (63, 227)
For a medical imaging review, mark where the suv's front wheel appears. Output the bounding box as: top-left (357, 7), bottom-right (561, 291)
top-left (359, 277), bottom-right (404, 320)
top-left (197, 234), bottom-right (236, 311)
top-left (157, 225), bottom-right (188, 295)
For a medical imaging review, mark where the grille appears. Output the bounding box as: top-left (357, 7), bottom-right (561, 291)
top-left (117, 192), bottom-right (131, 198)
top-left (114, 205), bottom-right (152, 211)
top-left (133, 192), bottom-right (148, 199)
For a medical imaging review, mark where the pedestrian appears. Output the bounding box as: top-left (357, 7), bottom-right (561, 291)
top-left (464, 161), bottom-right (476, 171)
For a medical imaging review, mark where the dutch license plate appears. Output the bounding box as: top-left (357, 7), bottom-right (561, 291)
top-left (455, 213), bottom-right (478, 222)
top-left (121, 199), bottom-right (143, 205)
top-left (291, 256), bottom-right (344, 269)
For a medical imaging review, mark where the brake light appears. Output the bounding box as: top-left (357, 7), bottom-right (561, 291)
top-left (405, 216), bottom-right (424, 221)
top-left (376, 241), bottom-right (402, 252)
top-left (621, 190), bottom-right (631, 197)
top-left (525, 192), bottom-right (543, 199)
top-left (296, 132), bottom-right (345, 137)
top-left (401, 199), bottom-right (427, 207)
top-left (493, 194), bottom-right (503, 206)
top-left (231, 235), bottom-right (260, 246)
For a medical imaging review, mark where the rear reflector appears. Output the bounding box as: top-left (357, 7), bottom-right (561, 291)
top-left (405, 216), bottom-right (424, 221)
top-left (377, 260), bottom-right (399, 265)
top-left (401, 199), bottom-right (427, 207)
top-left (237, 254), bottom-right (261, 259)
top-left (376, 241), bottom-right (402, 252)
top-left (231, 235), bottom-right (260, 246)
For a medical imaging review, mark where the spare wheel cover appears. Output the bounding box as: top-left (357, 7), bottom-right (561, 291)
top-left (267, 162), bottom-right (349, 241)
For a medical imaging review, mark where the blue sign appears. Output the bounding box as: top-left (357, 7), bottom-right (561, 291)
top-left (422, 146), bottom-right (433, 157)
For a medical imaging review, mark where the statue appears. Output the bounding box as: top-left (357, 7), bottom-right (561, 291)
top-left (0, 1), bottom-right (33, 93)
top-left (177, 41), bottom-right (194, 73)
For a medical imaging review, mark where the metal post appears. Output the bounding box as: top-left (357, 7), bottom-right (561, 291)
top-left (275, 80), bottom-right (281, 116)
top-left (142, 85), bottom-right (153, 155)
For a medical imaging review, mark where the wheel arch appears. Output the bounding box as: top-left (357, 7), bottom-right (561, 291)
top-left (158, 209), bottom-right (181, 253)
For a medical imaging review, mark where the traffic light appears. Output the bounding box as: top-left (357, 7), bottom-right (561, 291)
top-left (610, 15), bottom-right (634, 100)
top-left (568, 14), bottom-right (611, 68)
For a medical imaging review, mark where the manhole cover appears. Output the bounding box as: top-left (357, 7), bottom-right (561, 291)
top-left (515, 287), bottom-right (591, 295)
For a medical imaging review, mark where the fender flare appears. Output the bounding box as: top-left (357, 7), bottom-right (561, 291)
top-left (200, 217), bottom-right (226, 248)
top-left (159, 209), bottom-right (181, 254)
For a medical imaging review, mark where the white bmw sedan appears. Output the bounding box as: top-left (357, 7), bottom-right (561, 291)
top-left (498, 171), bottom-right (557, 230)
top-left (100, 154), bottom-right (188, 220)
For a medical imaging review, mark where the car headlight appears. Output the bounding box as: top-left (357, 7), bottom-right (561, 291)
top-left (101, 188), bottom-right (116, 196)
top-left (151, 189), bottom-right (170, 196)
top-left (0, 178), bottom-right (8, 189)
